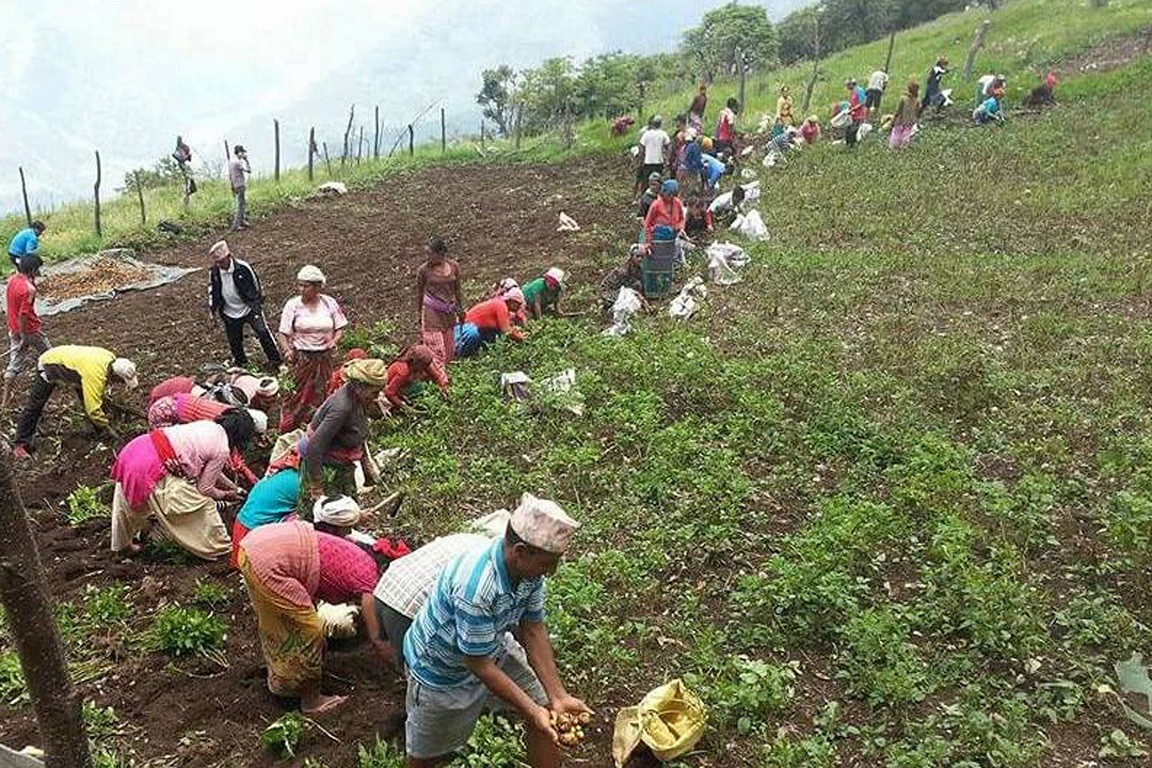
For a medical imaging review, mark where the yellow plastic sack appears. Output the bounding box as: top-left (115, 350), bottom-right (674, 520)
top-left (612, 679), bottom-right (707, 767)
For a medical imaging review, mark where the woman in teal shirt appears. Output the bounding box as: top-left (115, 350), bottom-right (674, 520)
top-left (230, 468), bottom-right (300, 566)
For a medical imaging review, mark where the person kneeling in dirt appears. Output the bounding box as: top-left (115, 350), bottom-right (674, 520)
top-left (110, 409), bottom-right (257, 559)
top-left (11, 345), bottom-right (139, 459)
top-left (521, 267), bottom-right (575, 321)
top-left (684, 197), bottom-right (714, 238)
top-left (598, 245), bottom-right (650, 314)
top-left (383, 344), bottom-right (449, 413)
top-left (237, 519), bottom-right (393, 714)
top-left (973, 93), bottom-right (1005, 126)
top-left (454, 290), bottom-right (528, 358)
top-left (402, 493), bottom-right (592, 767)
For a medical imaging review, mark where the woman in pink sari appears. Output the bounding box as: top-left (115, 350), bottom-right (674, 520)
top-left (414, 237), bottom-right (464, 365)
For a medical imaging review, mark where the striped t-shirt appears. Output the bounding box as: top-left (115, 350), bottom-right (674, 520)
top-left (402, 538), bottom-right (546, 690)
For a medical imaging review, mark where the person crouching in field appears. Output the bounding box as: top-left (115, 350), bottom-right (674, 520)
top-left (110, 409), bottom-right (256, 559)
top-left (237, 519), bottom-right (392, 714)
top-left (11, 346), bottom-right (139, 459)
top-left (401, 493), bottom-right (592, 767)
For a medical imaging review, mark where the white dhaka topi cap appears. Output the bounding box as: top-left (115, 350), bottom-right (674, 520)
top-left (509, 492), bottom-right (579, 554)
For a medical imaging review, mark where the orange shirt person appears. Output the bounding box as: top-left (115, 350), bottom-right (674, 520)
top-left (643, 179), bottom-right (686, 244)
top-left (383, 345), bottom-right (449, 409)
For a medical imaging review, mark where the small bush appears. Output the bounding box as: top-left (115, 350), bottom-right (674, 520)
top-left (83, 584), bottom-right (132, 627)
top-left (192, 580), bottom-right (231, 610)
top-left (150, 606), bottom-right (227, 658)
top-left (64, 485), bottom-right (108, 525)
top-left (356, 736), bottom-right (406, 768)
top-left (0, 650), bottom-right (29, 707)
top-left (449, 715), bottom-right (527, 768)
top-left (262, 712), bottom-right (305, 759)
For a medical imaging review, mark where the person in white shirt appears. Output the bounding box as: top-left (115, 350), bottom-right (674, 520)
top-left (635, 115), bottom-right (670, 194)
top-left (207, 240), bottom-right (282, 368)
top-left (866, 70), bottom-right (890, 113)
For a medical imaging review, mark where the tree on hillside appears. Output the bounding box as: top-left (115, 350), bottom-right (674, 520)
top-left (477, 64), bottom-right (517, 137)
top-left (519, 57), bottom-right (577, 133)
top-left (778, 5), bottom-right (824, 64)
top-left (681, 3), bottom-right (778, 81)
top-left (822, 0), bottom-right (892, 53)
top-left (120, 156), bottom-right (184, 193)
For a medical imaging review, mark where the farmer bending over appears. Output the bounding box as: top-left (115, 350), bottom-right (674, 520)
top-left (12, 345), bottom-right (139, 458)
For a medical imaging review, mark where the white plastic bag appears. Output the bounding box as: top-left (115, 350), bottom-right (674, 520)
top-left (317, 601), bottom-right (360, 638)
top-left (705, 242), bottom-right (747, 285)
top-left (604, 286), bottom-right (644, 337)
top-left (539, 368), bottom-right (584, 416)
top-left (557, 212), bottom-right (581, 231)
top-left (669, 277), bottom-right (708, 320)
top-left (741, 180), bottom-right (761, 206)
top-left (731, 210), bottom-right (769, 241)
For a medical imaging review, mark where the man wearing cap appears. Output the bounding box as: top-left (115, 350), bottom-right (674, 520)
top-left (520, 268), bottom-right (572, 321)
top-left (402, 493), bottom-right (591, 767)
top-left (12, 345), bottom-right (139, 458)
top-left (207, 240), bottom-right (282, 369)
top-left (228, 145), bottom-right (251, 231)
top-left (3, 253), bottom-right (49, 408)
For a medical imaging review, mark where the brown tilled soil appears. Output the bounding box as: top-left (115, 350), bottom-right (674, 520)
top-left (0, 156), bottom-right (637, 766)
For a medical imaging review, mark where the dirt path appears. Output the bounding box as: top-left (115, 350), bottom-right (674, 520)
top-left (0, 156), bottom-right (634, 766)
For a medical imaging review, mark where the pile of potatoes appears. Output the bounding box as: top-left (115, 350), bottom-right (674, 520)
top-left (551, 710), bottom-right (591, 746)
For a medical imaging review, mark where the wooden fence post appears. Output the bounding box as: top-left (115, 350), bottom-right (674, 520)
top-left (480, 121), bottom-right (486, 151)
top-left (441, 108), bottom-right (447, 154)
top-left (0, 448), bottom-right (94, 768)
top-left (274, 119), bottom-right (281, 182)
top-left (801, 11), bottom-right (822, 114)
top-left (224, 140), bottom-right (230, 164)
top-left (322, 141), bottom-right (332, 177)
top-left (134, 171), bottom-right (146, 225)
top-left (374, 106), bottom-right (381, 159)
top-left (408, 124), bottom-right (414, 156)
top-left (737, 48), bottom-right (747, 112)
top-left (18, 167), bottom-right (32, 227)
top-left (341, 104), bottom-right (355, 167)
top-left (514, 103), bottom-right (523, 151)
top-left (884, 28), bottom-right (897, 73)
top-left (93, 151), bottom-right (102, 238)
top-left (308, 127), bottom-right (316, 182)
top-left (963, 20), bottom-right (992, 80)
top-left (357, 127), bottom-right (364, 165)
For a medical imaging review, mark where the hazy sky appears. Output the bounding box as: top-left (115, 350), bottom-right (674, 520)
top-left (1, 0), bottom-right (809, 214)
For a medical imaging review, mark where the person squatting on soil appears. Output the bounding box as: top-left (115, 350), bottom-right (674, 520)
top-left (643, 180), bottom-right (687, 246)
top-left (229, 145), bottom-right (251, 231)
top-left (7, 221), bottom-right (45, 269)
top-left (401, 493), bottom-right (592, 767)
top-left (277, 265), bottom-right (348, 432)
top-left (415, 236), bottom-right (465, 366)
top-left (383, 344), bottom-right (449, 412)
top-left (4, 253), bottom-right (49, 408)
top-left (207, 240), bottom-right (282, 370)
top-left (237, 519), bottom-right (392, 714)
top-left (372, 532), bottom-right (492, 668)
top-left (598, 245), bottom-right (649, 314)
top-left (636, 172), bottom-right (662, 223)
top-left (521, 268), bottom-right (572, 320)
top-left (269, 361), bottom-right (391, 504)
top-left (454, 290), bottom-right (527, 359)
top-left (230, 466), bottom-right (301, 566)
top-left (11, 345), bottom-right (139, 459)
top-left (109, 409), bottom-right (257, 559)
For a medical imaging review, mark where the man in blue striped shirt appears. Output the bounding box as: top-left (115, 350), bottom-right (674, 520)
top-left (402, 493), bottom-right (590, 766)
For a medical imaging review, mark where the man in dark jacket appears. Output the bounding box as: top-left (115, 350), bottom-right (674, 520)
top-left (207, 240), bottom-right (282, 368)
